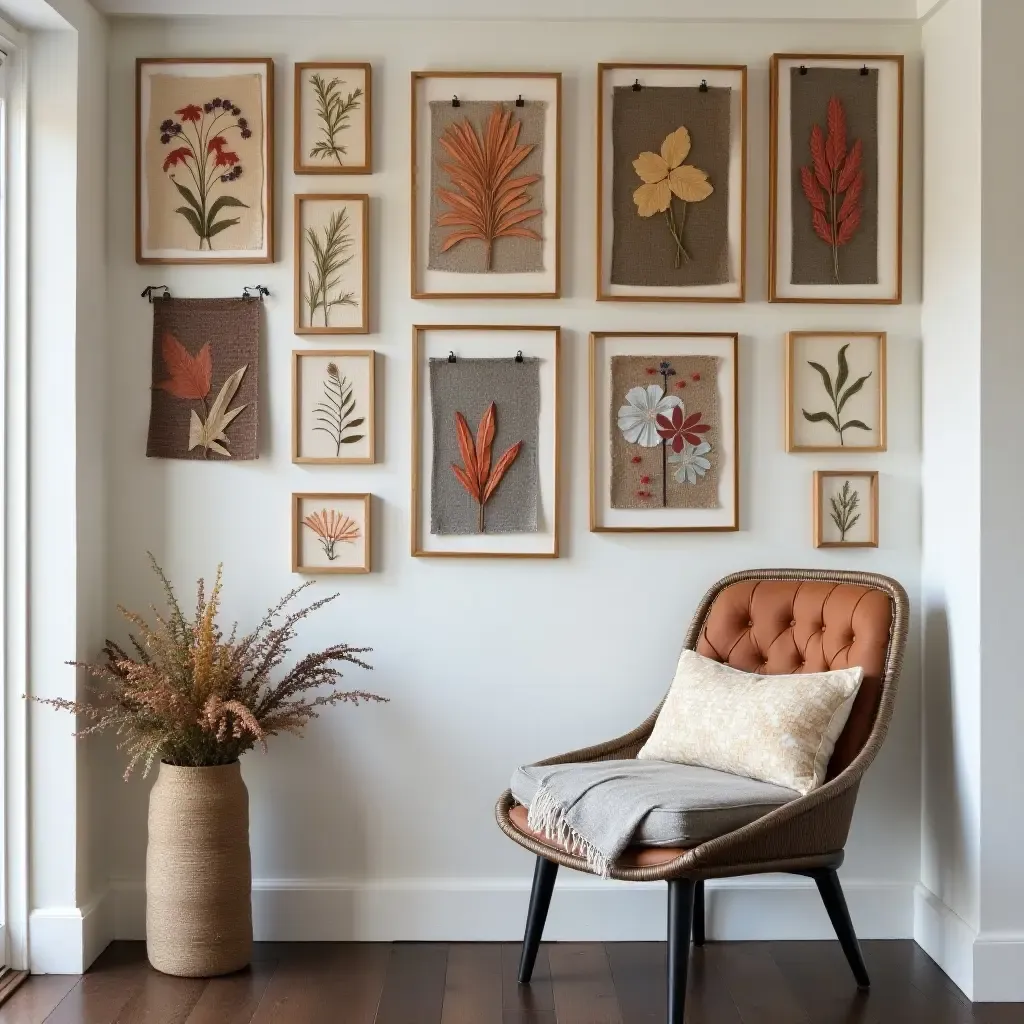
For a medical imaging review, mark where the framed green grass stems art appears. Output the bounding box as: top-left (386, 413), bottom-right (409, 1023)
top-left (293, 194), bottom-right (369, 334)
top-left (411, 326), bottom-right (561, 558)
top-left (590, 332), bottom-right (739, 532)
top-left (769, 53), bottom-right (904, 303)
top-left (136, 58), bottom-right (274, 264)
top-left (597, 64), bottom-right (747, 302)
top-left (410, 72), bottom-right (562, 299)
top-left (293, 62), bottom-right (372, 175)
top-left (813, 471), bottom-right (878, 548)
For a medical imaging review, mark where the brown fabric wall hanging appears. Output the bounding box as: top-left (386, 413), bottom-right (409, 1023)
top-left (790, 67), bottom-right (878, 285)
top-left (146, 297), bottom-right (259, 460)
top-left (611, 86), bottom-right (731, 288)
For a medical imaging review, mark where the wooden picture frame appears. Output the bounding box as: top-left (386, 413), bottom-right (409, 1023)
top-left (769, 53), bottom-right (904, 303)
top-left (786, 331), bottom-right (887, 452)
top-left (813, 471), bottom-right (878, 548)
top-left (136, 58), bottom-right (274, 264)
top-left (293, 194), bottom-right (369, 334)
top-left (410, 71), bottom-right (562, 299)
top-left (411, 325), bottom-right (561, 558)
top-left (292, 349), bottom-right (375, 464)
top-left (590, 332), bottom-right (739, 532)
top-left (292, 492), bottom-right (372, 573)
top-left (293, 62), bottom-right (372, 175)
top-left (597, 63), bottom-right (747, 302)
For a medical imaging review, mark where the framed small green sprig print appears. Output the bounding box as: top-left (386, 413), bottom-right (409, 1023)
top-left (294, 63), bottom-right (371, 175)
top-left (814, 470), bottom-right (878, 548)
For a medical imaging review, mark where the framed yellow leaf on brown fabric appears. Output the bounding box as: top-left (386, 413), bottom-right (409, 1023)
top-left (411, 72), bottom-right (561, 299)
top-left (293, 62), bottom-right (371, 175)
top-left (597, 64), bottom-right (747, 302)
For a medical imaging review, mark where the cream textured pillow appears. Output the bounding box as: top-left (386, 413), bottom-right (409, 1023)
top-left (637, 650), bottom-right (863, 795)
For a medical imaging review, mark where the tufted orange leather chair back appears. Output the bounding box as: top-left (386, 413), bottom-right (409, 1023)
top-left (694, 579), bottom-right (894, 778)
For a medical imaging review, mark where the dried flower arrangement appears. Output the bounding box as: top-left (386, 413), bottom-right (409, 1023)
top-left (31, 556), bottom-right (385, 777)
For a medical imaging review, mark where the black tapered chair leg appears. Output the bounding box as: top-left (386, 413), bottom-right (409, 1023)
top-left (812, 868), bottom-right (870, 989)
top-left (692, 879), bottom-right (705, 946)
top-left (667, 879), bottom-right (695, 1024)
top-left (518, 856), bottom-right (558, 984)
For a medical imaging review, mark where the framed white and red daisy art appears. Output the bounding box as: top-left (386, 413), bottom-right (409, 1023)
top-left (136, 58), bottom-right (274, 264)
top-left (589, 332), bottom-right (738, 532)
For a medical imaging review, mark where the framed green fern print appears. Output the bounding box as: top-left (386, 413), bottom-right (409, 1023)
top-left (294, 62), bottom-right (371, 175)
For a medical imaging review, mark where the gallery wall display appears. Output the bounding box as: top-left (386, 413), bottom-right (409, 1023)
top-left (410, 72), bottom-right (562, 299)
top-left (293, 194), bottom-right (369, 334)
top-left (136, 58), bottom-right (274, 264)
top-left (813, 470), bottom-right (878, 548)
top-left (590, 332), bottom-right (739, 532)
top-left (292, 492), bottom-right (372, 573)
top-left (596, 63), bottom-right (747, 302)
top-left (293, 62), bottom-right (372, 175)
top-left (411, 326), bottom-right (560, 557)
top-left (769, 53), bottom-right (904, 304)
top-left (146, 296), bottom-right (259, 460)
top-left (292, 350), bottom-right (375, 464)
top-left (786, 331), bottom-right (886, 452)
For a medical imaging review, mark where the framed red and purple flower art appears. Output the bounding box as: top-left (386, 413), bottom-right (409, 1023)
top-left (136, 58), bottom-right (274, 264)
top-left (589, 332), bottom-right (738, 532)
top-left (769, 54), bottom-right (903, 303)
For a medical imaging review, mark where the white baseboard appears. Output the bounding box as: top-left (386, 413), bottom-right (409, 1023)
top-left (29, 889), bottom-right (113, 974)
top-left (913, 884), bottom-right (977, 999)
top-left (110, 875), bottom-right (913, 943)
top-left (974, 931), bottom-right (1024, 1003)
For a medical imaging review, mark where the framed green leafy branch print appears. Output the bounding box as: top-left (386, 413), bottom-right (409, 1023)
top-left (136, 58), bottom-right (274, 264)
top-left (294, 63), bottom-right (372, 175)
top-left (814, 470), bottom-right (878, 548)
top-left (292, 349), bottom-right (375, 464)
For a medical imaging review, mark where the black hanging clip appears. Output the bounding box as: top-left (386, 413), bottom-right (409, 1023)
top-left (515, 350), bottom-right (524, 363)
top-left (632, 79), bottom-right (642, 91)
top-left (141, 285), bottom-right (170, 302)
top-left (860, 64), bottom-right (870, 76)
top-left (799, 65), bottom-right (808, 75)
top-left (451, 95), bottom-right (460, 107)
top-left (242, 285), bottom-right (270, 300)
top-left (448, 351), bottom-right (457, 363)
top-left (699, 79), bottom-right (709, 93)
top-left (515, 94), bottom-right (525, 107)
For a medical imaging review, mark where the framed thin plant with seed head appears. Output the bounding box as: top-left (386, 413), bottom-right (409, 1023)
top-left (294, 63), bottom-right (371, 175)
top-left (292, 350), bottom-right (374, 464)
top-left (293, 493), bottom-right (372, 573)
top-left (786, 331), bottom-right (886, 452)
top-left (814, 470), bottom-right (878, 548)
top-left (294, 194), bottom-right (369, 334)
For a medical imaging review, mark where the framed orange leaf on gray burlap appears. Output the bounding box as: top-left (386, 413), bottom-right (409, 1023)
top-left (146, 297), bottom-right (259, 460)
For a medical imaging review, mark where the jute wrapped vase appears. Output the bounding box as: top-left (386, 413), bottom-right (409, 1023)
top-left (146, 761), bottom-right (252, 977)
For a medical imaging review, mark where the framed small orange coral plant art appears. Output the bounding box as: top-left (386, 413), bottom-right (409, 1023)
top-left (292, 493), bottom-right (371, 574)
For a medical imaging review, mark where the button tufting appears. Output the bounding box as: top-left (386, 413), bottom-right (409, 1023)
top-left (747, 620), bottom-right (754, 628)
top-left (790, 620), bottom-right (796, 627)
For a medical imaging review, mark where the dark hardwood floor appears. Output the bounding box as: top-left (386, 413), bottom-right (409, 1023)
top-left (0, 940), bottom-right (1016, 1024)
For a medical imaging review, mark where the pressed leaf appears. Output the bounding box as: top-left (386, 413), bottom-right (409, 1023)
top-left (188, 365), bottom-right (248, 456)
top-left (810, 124), bottom-right (830, 189)
top-left (660, 126), bottom-right (691, 169)
top-left (633, 151), bottom-right (669, 185)
top-left (802, 409), bottom-right (840, 431)
top-left (157, 334), bottom-right (212, 401)
top-left (172, 179), bottom-right (204, 218)
top-left (812, 209), bottom-right (834, 245)
top-left (482, 441), bottom-right (522, 504)
top-left (800, 167), bottom-right (827, 213)
top-left (633, 180), bottom-right (672, 217)
top-left (451, 463), bottom-right (478, 500)
top-left (807, 360), bottom-right (835, 401)
top-left (338, 434), bottom-right (365, 444)
top-left (668, 164), bottom-right (713, 203)
top-left (837, 171), bottom-right (864, 224)
top-left (840, 419), bottom-right (871, 432)
top-left (175, 206), bottom-right (205, 238)
top-left (453, 412), bottom-right (479, 492)
top-left (837, 138), bottom-right (863, 192)
top-left (835, 344), bottom-right (850, 394)
top-left (475, 402), bottom-right (496, 489)
top-left (206, 194), bottom-right (249, 228)
top-left (207, 218), bottom-right (240, 239)
top-left (836, 205), bottom-right (862, 245)
top-left (838, 373), bottom-right (871, 412)
top-left (825, 95), bottom-right (847, 171)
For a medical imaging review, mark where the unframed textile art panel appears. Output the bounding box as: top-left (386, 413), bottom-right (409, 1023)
top-left (429, 357), bottom-right (540, 535)
top-left (146, 297), bottom-right (259, 460)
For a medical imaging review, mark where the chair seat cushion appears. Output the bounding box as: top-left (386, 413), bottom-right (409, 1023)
top-left (511, 759), bottom-right (798, 848)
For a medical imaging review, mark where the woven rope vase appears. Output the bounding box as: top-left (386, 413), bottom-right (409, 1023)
top-left (146, 761), bottom-right (252, 977)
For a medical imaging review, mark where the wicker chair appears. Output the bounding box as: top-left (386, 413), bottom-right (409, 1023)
top-left (496, 568), bottom-right (909, 1024)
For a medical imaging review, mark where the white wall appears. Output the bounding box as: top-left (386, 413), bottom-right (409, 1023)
top-left (103, 17), bottom-right (923, 941)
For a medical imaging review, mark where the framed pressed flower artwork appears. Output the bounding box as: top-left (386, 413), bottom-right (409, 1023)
top-left (590, 332), bottom-right (739, 532)
top-left (412, 326), bottom-right (560, 557)
top-left (813, 471), bottom-right (878, 548)
top-left (410, 72), bottom-right (561, 299)
top-left (294, 62), bottom-right (371, 175)
top-left (292, 493), bottom-right (371, 573)
top-left (597, 64), bottom-right (747, 302)
top-left (292, 350), bottom-right (375, 464)
top-left (786, 331), bottom-right (886, 452)
top-left (769, 54), bottom-right (904, 303)
top-left (293, 194), bottom-right (369, 334)
top-left (136, 58), bottom-right (274, 264)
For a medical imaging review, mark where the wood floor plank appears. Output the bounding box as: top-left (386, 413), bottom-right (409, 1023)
top-left (374, 944), bottom-right (449, 1024)
top-left (110, 973), bottom-right (206, 1024)
top-left (547, 944), bottom-right (623, 1024)
top-left (44, 948), bottom-right (151, 1024)
top-left (769, 941), bottom-right (876, 1024)
top-left (500, 944), bottom-right (554, 1015)
top-left (711, 942), bottom-right (810, 1024)
top-left (440, 944), bottom-right (502, 1024)
top-left (183, 962), bottom-right (275, 1024)
top-left (0, 975), bottom-right (78, 1024)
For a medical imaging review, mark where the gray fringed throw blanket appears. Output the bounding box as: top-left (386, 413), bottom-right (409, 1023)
top-left (512, 760), bottom-right (693, 878)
